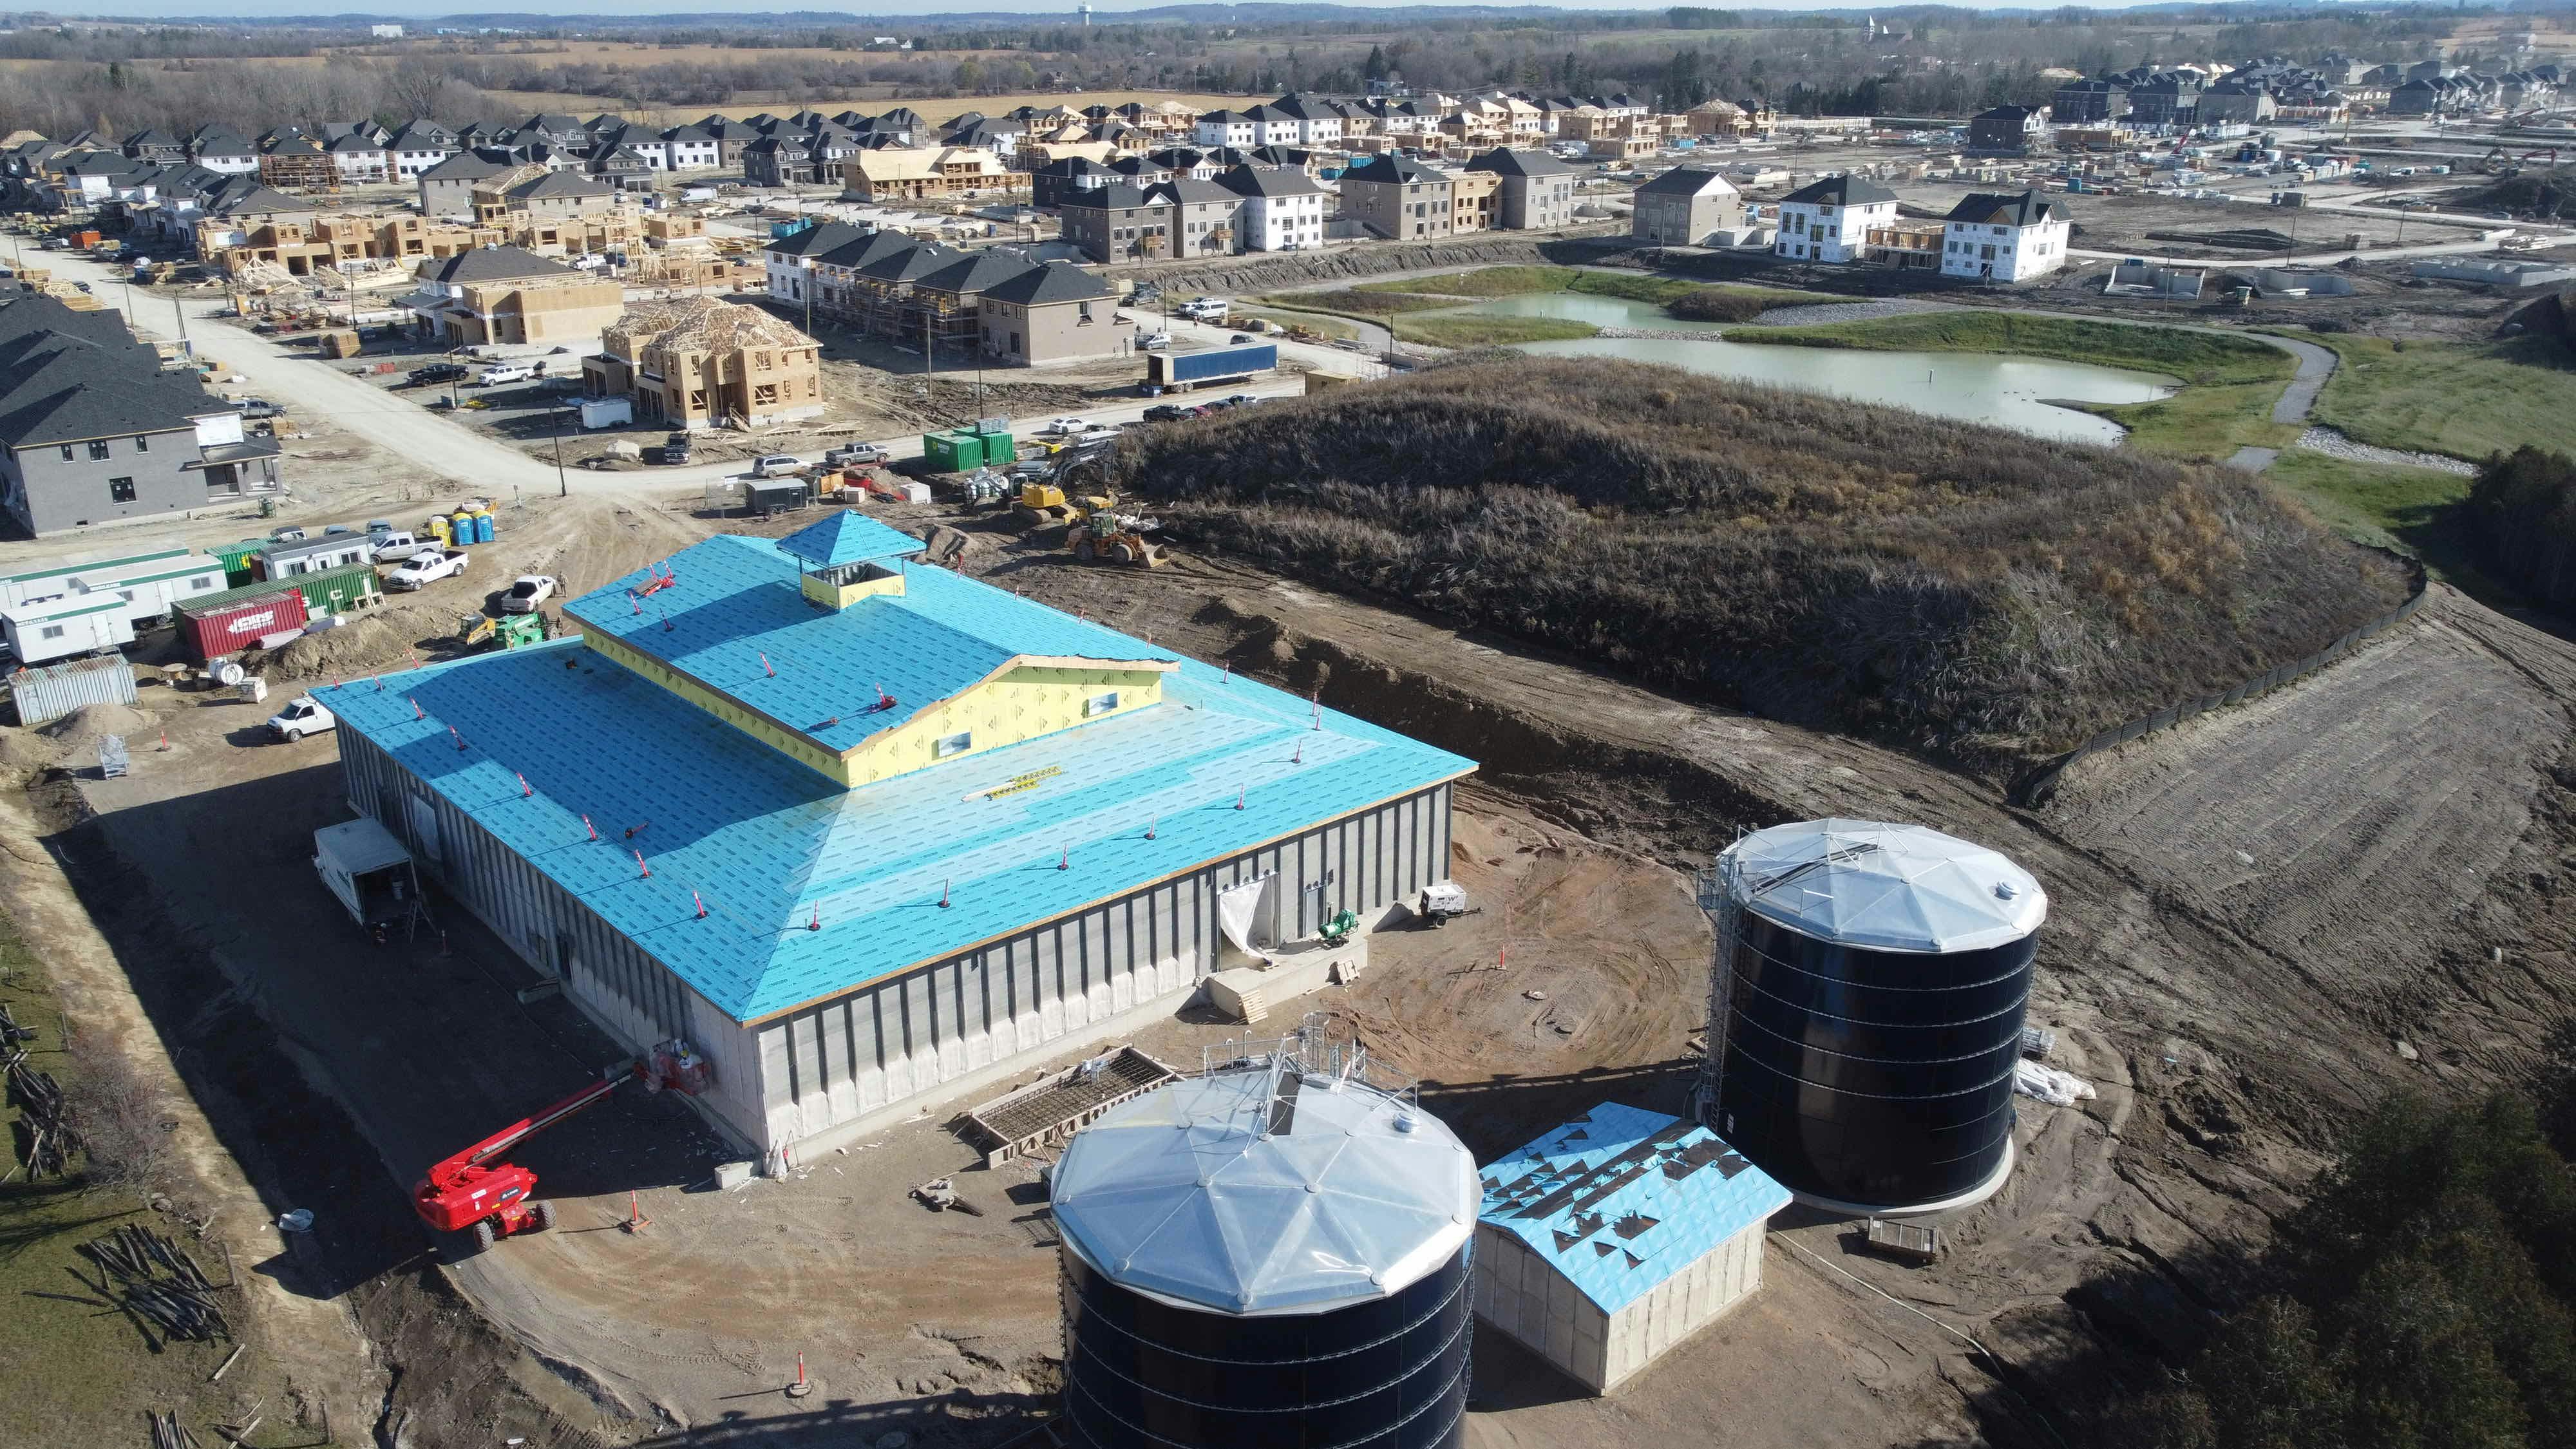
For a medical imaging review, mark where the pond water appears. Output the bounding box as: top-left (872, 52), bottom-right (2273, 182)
top-left (1446, 293), bottom-right (2177, 446)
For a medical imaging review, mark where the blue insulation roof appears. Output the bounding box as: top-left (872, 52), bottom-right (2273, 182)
top-left (567, 535), bottom-right (1177, 757)
top-left (325, 549), bottom-right (1474, 1024)
top-left (1479, 1103), bottom-right (1790, 1315)
top-left (776, 511), bottom-right (925, 569)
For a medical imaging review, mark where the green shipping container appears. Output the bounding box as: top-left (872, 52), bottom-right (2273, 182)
top-left (975, 428), bottom-right (1016, 465)
top-left (923, 430), bottom-right (985, 472)
top-left (213, 539), bottom-right (265, 588)
top-left (174, 563), bottom-right (383, 624)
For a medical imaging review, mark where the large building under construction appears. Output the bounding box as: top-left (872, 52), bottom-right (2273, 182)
top-left (327, 516), bottom-right (1473, 1157)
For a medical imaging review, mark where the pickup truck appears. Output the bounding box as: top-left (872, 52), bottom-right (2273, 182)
top-left (367, 528), bottom-right (433, 563)
top-left (822, 442), bottom-right (889, 468)
top-left (231, 397), bottom-right (283, 420)
top-left (475, 364), bottom-right (533, 386)
top-left (408, 362), bottom-right (469, 386)
top-left (267, 696), bottom-right (337, 744)
top-left (502, 575), bottom-right (558, 614)
top-left (386, 548), bottom-right (469, 591)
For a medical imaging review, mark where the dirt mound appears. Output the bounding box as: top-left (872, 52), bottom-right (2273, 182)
top-left (1110, 356), bottom-right (2410, 775)
top-left (266, 616), bottom-right (415, 681)
top-left (2452, 173), bottom-right (2576, 221)
top-left (39, 701), bottom-right (153, 747)
top-left (0, 730), bottom-right (57, 784)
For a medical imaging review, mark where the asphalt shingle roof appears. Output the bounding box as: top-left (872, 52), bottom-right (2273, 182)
top-left (1780, 173), bottom-right (1899, 207)
top-left (418, 245), bottom-right (573, 285)
top-left (979, 261), bottom-right (1112, 306)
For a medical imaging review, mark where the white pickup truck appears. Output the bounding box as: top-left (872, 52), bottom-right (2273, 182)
top-left (476, 363), bottom-right (533, 386)
top-left (387, 548), bottom-right (469, 591)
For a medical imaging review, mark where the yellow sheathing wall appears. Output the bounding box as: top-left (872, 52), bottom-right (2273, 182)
top-left (582, 630), bottom-right (849, 782)
top-left (799, 569), bottom-right (906, 611)
top-left (847, 664), bottom-right (1163, 783)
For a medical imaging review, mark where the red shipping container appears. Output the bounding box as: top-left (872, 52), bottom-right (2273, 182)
top-left (178, 589), bottom-right (309, 663)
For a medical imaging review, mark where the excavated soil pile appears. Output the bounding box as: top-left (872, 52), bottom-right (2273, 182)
top-left (1110, 355), bottom-right (2410, 775)
top-left (265, 616), bottom-right (417, 681)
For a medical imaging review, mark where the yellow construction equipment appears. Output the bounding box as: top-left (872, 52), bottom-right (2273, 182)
top-left (1011, 480), bottom-right (1113, 533)
top-left (1070, 507), bottom-right (1167, 568)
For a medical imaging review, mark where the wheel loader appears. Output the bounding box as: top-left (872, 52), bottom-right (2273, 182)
top-left (1070, 507), bottom-right (1167, 568)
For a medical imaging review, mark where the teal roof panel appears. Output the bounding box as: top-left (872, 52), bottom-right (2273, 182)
top-left (326, 547), bottom-right (1475, 1023)
top-left (775, 511), bottom-right (926, 569)
top-left (1479, 1103), bottom-right (1790, 1316)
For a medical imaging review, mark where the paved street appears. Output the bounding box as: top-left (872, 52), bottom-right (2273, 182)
top-left (33, 250), bottom-right (1323, 500)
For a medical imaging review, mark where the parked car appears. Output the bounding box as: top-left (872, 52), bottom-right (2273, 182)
top-left (408, 362), bottom-right (469, 386)
top-left (1138, 332), bottom-right (1171, 350)
top-left (658, 440), bottom-right (692, 466)
top-left (1223, 394), bottom-right (1264, 409)
top-left (1142, 404), bottom-right (1188, 423)
top-left (822, 442), bottom-right (888, 467)
top-left (1227, 333), bottom-right (1252, 345)
top-left (231, 397), bottom-right (283, 420)
top-left (475, 364), bottom-right (532, 386)
top-left (267, 696), bottom-right (337, 744)
top-left (1042, 416), bottom-right (1089, 435)
top-left (387, 548), bottom-right (469, 591)
top-left (502, 575), bottom-right (558, 614)
top-left (267, 525), bottom-right (307, 544)
top-left (367, 528), bottom-right (433, 563)
top-left (750, 453), bottom-right (804, 478)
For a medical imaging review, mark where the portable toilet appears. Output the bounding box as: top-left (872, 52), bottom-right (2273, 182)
top-left (471, 509), bottom-right (495, 544)
top-left (450, 509), bottom-right (477, 544)
top-left (424, 514), bottom-right (451, 544)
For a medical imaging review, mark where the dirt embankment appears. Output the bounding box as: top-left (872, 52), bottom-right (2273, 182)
top-left (1106, 357), bottom-right (2410, 779)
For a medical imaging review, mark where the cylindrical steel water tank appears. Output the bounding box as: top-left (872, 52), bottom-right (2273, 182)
top-left (1050, 1057), bottom-right (1479, 1449)
top-left (1698, 819), bottom-right (2045, 1214)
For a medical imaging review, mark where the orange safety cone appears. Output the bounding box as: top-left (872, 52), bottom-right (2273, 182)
top-left (622, 1189), bottom-right (651, 1234)
top-left (785, 1351), bottom-right (813, 1399)
top-left (157, 728), bottom-right (169, 752)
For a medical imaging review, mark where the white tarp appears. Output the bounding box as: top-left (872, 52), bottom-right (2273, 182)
top-left (2014, 1060), bottom-right (2098, 1107)
top-left (1217, 877), bottom-right (1271, 961)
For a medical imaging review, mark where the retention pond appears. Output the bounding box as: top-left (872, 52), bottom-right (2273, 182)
top-left (1446, 294), bottom-right (2177, 445)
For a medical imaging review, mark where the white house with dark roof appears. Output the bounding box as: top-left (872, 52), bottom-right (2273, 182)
top-left (384, 122), bottom-right (458, 180)
top-left (1216, 164), bottom-right (1325, 251)
top-left (1193, 109), bottom-right (1260, 149)
top-left (1774, 173), bottom-right (1898, 263)
top-left (1940, 189), bottom-right (2069, 283)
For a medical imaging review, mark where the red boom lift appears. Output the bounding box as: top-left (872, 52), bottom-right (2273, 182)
top-left (413, 1043), bottom-right (706, 1249)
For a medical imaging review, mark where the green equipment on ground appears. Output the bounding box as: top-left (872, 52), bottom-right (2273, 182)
top-left (460, 611), bottom-right (549, 651)
top-left (1319, 908), bottom-right (1361, 947)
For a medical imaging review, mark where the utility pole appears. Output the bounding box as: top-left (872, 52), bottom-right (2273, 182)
top-left (551, 399), bottom-right (569, 498)
top-left (925, 307), bottom-right (935, 419)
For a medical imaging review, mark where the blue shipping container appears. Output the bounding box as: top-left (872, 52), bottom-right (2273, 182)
top-left (1160, 343), bottom-right (1278, 388)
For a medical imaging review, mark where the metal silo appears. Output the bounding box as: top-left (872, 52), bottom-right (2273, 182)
top-left (1696, 819), bottom-right (2045, 1215)
top-left (1050, 1029), bottom-right (1479, 1449)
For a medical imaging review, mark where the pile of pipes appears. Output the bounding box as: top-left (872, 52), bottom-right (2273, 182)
top-left (147, 1410), bottom-right (205, 1449)
top-left (75, 1225), bottom-right (231, 1345)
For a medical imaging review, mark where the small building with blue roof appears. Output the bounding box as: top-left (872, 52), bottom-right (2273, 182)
top-left (1474, 1102), bottom-right (1790, 1394)
top-left (325, 521), bottom-right (1474, 1158)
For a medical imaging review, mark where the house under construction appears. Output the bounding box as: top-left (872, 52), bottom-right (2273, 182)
top-left (325, 516), bottom-right (1473, 1159)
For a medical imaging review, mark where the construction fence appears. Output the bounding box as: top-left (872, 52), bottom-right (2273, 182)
top-left (2012, 550), bottom-right (2429, 808)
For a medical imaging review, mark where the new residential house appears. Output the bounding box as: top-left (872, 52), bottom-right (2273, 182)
top-left (0, 294), bottom-right (281, 537)
top-left (1150, 178), bottom-right (1242, 258)
top-left (257, 135), bottom-right (335, 191)
top-left (405, 245), bottom-right (623, 346)
top-left (1031, 155), bottom-right (1122, 209)
top-left (1193, 109), bottom-right (1262, 149)
top-left (384, 122), bottom-right (459, 179)
top-left (1940, 189), bottom-right (2070, 283)
top-left (762, 221), bottom-right (867, 313)
top-left (585, 296), bottom-right (823, 431)
top-left (840, 146), bottom-right (1016, 202)
top-left (1966, 105), bottom-right (2050, 153)
top-left (1463, 148), bottom-right (1578, 231)
top-left (417, 152), bottom-right (511, 218)
top-left (325, 131), bottom-right (392, 185)
top-left (1218, 163), bottom-right (1325, 251)
top-left (496, 169), bottom-right (619, 218)
top-left (1774, 173), bottom-right (1899, 263)
top-left (1630, 165), bottom-right (1740, 246)
top-left (661, 125), bottom-right (721, 171)
top-left (976, 260), bottom-right (1132, 366)
top-left (1338, 154), bottom-right (1454, 241)
top-left (2051, 78), bottom-right (2130, 124)
top-left (1058, 183), bottom-right (1171, 262)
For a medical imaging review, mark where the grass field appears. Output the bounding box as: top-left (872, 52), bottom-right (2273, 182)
top-left (2292, 332), bottom-right (2576, 462)
top-left (0, 908), bottom-right (240, 1446)
top-left (1745, 312), bottom-right (2302, 461)
top-left (2263, 449), bottom-right (2507, 598)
